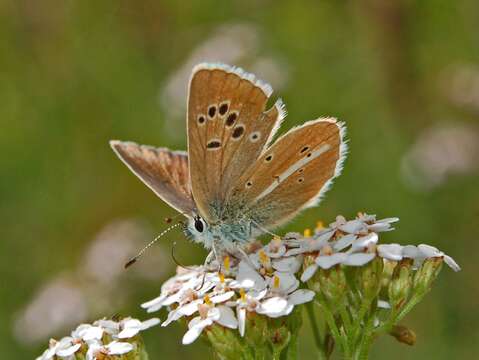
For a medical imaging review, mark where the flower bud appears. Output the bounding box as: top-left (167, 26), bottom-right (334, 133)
top-left (381, 259), bottom-right (397, 289)
top-left (413, 257), bottom-right (443, 295)
top-left (358, 256), bottom-right (384, 303)
top-left (317, 266), bottom-right (347, 309)
top-left (388, 259), bottom-right (413, 310)
top-left (389, 325), bottom-right (416, 346)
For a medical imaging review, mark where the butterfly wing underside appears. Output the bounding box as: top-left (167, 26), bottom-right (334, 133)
top-left (110, 141), bottom-right (195, 215)
top-left (230, 119), bottom-right (347, 229)
top-left (187, 63), bottom-right (285, 222)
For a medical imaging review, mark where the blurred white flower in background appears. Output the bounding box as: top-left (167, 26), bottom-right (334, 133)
top-left (401, 124), bottom-right (479, 191)
top-left (160, 22), bottom-right (288, 140)
top-left (443, 64), bottom-right (479, 113)
top-left (14, 276), bottom-right (88, 344)
top-left (14, 219), bottom-right (170, 345)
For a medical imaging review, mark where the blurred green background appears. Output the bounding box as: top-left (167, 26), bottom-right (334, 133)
top-left (1, 0), bottom-right (478, 358)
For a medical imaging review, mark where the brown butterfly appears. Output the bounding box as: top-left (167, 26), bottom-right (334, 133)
top-left (111, 63), bottom-right (347, 257)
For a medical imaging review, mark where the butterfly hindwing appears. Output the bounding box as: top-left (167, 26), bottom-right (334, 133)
top-left (187, 63), bottom-right (284, 222)
top-left (110, 141), bottom-right (195, 215)
top-left (230, 119), bottom-right (346, 229)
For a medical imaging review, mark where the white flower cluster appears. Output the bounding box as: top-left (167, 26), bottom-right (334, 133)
top-left (36, 317), bottom-right (159, 360)
top-left (142, 213), bottom-right (460, 345)
top-left (142, 237), bottom-right (314, 345)
top-left (295, 214), bottom-right (460, 281)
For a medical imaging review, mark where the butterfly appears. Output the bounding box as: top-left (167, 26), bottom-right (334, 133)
top-left (110, 63), bottom-right (347, 257)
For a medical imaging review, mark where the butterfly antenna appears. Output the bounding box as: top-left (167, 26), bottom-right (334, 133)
top-left (124, 222), bottom-right (182, 269)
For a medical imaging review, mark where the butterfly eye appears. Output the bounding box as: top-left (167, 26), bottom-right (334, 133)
top-left (194, 217), bottom-right (204, 233)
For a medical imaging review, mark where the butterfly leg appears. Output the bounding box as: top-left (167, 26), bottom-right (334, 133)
top-left (236, 246), bottom-right (259, 270)
top-left (195, 250), bottom-right (215, 291)
top-left (211, 238), bottom-right (223, 274)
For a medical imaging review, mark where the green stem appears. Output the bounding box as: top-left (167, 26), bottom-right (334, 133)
top-left (356, 313), bottom-right (376, 360)
top-left (339, 305), bottom-right (353, 334)
top-left (306, 302), bottom-right (327, 359)
top-left (377, 292), bottom-right (425, 335)
top-left (351, 299), bottom-right (373, 349)
top-left (316, 301), bottom-right (351, 358)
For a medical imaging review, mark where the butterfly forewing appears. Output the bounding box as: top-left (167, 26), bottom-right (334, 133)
top-left (187, 63), bottom-right (284, 221)
top-left (110, 141), bottom-right (195, 215)
top-left (230, 119), bottom-right (346, 229)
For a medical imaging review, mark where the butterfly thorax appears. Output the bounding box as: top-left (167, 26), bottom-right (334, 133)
top-left (183, 201), bottom-right (261, 252)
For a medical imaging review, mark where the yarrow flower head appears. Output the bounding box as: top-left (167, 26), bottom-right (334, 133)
top-left (36, 316), bottom-right (159, 360)
top-left (141, 212), bottom-right (459, 359)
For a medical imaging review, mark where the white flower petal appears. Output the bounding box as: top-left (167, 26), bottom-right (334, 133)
top-left (351, 233), bottom-right (378, 251)
top-left (160, 292), bottom-right (182, 307)
top-left (234, 261), bottom-right (266, 290)
top-left (118, 327), bottom-right (140, 339)
top-left (343, 252), bottom-right (376, 266)
top-left (86, 343), bottom-right (102, 360)
top-left (182, 319), bottom-right (212, 345)
top-left (140, 317), bottom-right (161, 330)
top-left (333, 234), bottom-right (357, 251)
top-left (210, 291), bottom-right (235, 304)
top-left (272, 256), bottom-right (302, 273)
top-left (377, 300), bottom-right (391, 309)
top-left (402, 245), bottom-right (421, 259)
top-left (71, 324), bottom-right (92, 339)
top-left (187, 316), bottom-right (203, 330)
top-left (56, 343), bottom-right (81, 357)
top-left (315, 229), bottom-right (335, 243)
top-left (249, 288), bottom-right (268, 300)
top-left (444, 255), bottom-right (461, 272)
top-left (237, 307), bottom-right (246, 337)
top-left (300, 264), bottom-right (318, 282)
top-left (141, 294), bottom-right (167, 310)
top-left (339, 220), bottom-right (367, 234)
top-left (378, 244), bottom-right (404, 261)
top-left (288, 289), bottom-right (315, 305)
top-left (82, 326), bottom-right (104, 341)
top-left (257, 297), bottom-right (289, 318)
top-left (367, 223), bottom-right (394, 232)
top-left (178, 299), bottom-right (203, 316)
top-left (284, 248), bottom-right (306, 256)
top-left (418, 244), bottom-right (442, 258)
top-left (316, 253), bottom-right (348, 269)
top-left (106, 341), bottom-right (134, 355)
top-left (377, 217), bottom-right (400, 224)
top-left (36, 348), bottom-right (52, 360)
top-left (118, 319), bottom-right (143, 339)
top-left (273, 272), bottom-right (299, 294)
top-left (216, 306), bottom-right (238, 329)
top-left (207, 307), bottom-right (221, 322)
top-left (162, 300), bottom-right (201, 327)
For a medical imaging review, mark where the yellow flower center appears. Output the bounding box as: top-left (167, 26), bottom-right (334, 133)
top-left (304, 228), bottom-right (312, 237)
top-left (316, 221), bottom-right (324, 231)
top-left (259, 250), bottom-right (270, 266)
top-left (204, 295), bottom-right (212, 306)
top-left (240, 288), bottom-right (246, 302)
top-left (219, 272), bottom-right (225, 284)
top-left (273, 275), bottom-right (281, 289)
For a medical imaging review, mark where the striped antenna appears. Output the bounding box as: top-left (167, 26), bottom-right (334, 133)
top-left (124, 222), bottom-right (182, 269)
